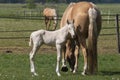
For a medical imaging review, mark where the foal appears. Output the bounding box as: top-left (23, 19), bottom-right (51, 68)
top-left (29, 20), bottom-right (75, 76)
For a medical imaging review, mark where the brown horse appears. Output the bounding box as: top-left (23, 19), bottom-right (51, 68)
top-left (60, 2), bottom-right (101, 75)
top-left (43, 8), bottom-right (58, 30)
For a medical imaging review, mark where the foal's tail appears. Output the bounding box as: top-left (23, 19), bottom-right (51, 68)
top-left (29, 35), bottom-right (33, 46)
top-left (88, 7), bottom-right (98, 73)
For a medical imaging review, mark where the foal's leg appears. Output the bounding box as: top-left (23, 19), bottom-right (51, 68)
top-left (56, 44), bottom-right (62, 76)
top-left (29, 44), bottom-right (40, 76)
top-left (61, 46), bottom-right (68, 72)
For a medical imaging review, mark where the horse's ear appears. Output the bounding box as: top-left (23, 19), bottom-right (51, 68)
top-left (67, 19), bottom-right (74, 24)
top-left (72, 19), bottom-right (74, 24)
top-left (67, 19), bottom-right (70, 24)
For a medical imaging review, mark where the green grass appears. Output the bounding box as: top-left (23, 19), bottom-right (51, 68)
top-left (0, 53), bottom-right (120, 80)
top-left (0, 3), bottom-right (120, 80)
top-left (0, 18), bottom-right (118, 54)
top-left (97, 3), bottom-right (120, 14)
top-left (0, 18), bottom-right (61, 47)
top-left (0, 3), bottom-right (120, 17)
top-left (0, 3), bottom-right (119, 53)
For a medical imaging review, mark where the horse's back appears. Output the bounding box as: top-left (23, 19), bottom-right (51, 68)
top-left (60, 2), bottom-right (75, 28)
top-left (60, 2), bottom-right (91, 28)
top-left (43, 8), bottom-right (57, 17)
top-left (31, 30), bottom-right (45, 38)
top-left (60, 1), bottom-right (101, 37)
top-left (72, 2), bottom-right (101, 30)
top-left (73, 2), bottom-right (93, 13)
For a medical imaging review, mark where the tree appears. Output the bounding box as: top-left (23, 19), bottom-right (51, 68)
top-left (26, 0), bottom-right (36, 9)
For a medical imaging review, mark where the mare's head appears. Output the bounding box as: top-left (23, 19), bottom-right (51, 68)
top-left (66, 20), bottom-right (76, 39)
top-left (66, 39), bottom-right (76, 72)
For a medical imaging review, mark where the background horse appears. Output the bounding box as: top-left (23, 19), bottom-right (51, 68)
top-left (60, 1), bottom-right (101, 75)
top-left (43, 8), bottom-right (58, 30)
top-left (29, 20), bottom-right (75, 76)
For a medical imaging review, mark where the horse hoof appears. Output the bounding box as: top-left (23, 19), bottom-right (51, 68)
top-left (61, 66), bottom-right (68, 72)
top-left (32, 72), bottom-right (38, 77)
top-left (73, 70), bottom-right (76, 74)
top-left (70, 68), bottom-right (73, 72)
top-left (57, 73), bottom-right (61, 77)
top-left (81, 72), bottom-right (86, 76)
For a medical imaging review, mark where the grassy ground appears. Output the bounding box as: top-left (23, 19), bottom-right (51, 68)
top-left (0, 52), bottom-right (120, 80)
top-left (0, 3), bottom-right (120, 80)
top-left (0, 18), bottom-right (118, 54)
top-left (0, 3), bottom-right (120, 17)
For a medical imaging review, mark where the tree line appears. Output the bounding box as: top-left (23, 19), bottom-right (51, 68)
top-left (0, 0), bottom-right (120, 3)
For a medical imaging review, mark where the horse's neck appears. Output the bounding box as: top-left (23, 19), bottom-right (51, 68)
top-left (59, 25), bottom-right (69, 36)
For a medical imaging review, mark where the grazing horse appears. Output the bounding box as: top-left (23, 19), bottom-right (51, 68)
top-left (60, 2), bottom-right (101, 75)
top-left (29, 20), bottom-right (75, 76)
top-left (43, 8), bottom-right (58, 30)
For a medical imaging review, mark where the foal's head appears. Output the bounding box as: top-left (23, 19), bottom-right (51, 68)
top-left (67, 20), bottom-right (75, 39)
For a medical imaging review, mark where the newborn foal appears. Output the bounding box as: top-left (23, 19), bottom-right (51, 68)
top-left (29, 20), bottom-right (75, 76)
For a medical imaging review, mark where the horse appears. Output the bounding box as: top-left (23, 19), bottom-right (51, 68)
top-left (43, 8), bottom-right (58, 30)
top-left (60, 1), bottom-right (101, 75)
top-left (29, 20), bottom-right (75, 76)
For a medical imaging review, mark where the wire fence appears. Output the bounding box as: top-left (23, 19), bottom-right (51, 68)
top-left (0, 14), bottom-right (119, 53)
top-left (0, 14), bottom-right (119, 39)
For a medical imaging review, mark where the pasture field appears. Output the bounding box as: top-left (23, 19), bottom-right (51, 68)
top-left (0, 3), bottom-right (120, 17)
top-left (0, 53), bottom-right (120, 80)
top-left (0, 3), bottom-right (120, 50)
top-left (0, 3), bottom-right (120, 80)
top-left (0, 17), bottom-right (118, 54)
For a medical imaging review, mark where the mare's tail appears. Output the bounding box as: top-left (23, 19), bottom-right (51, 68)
top-left (88, 7), bottom-right (98, 74)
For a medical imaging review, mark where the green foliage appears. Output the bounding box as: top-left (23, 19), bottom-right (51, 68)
top-left (26, 0), bottom-right (36, 9)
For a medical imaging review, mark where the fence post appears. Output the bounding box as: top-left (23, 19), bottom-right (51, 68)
top-left (116, 14), bottom-right (120, 53)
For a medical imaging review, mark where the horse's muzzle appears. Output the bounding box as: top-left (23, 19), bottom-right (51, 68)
top-left (72, 35), bottom-right (76, 39)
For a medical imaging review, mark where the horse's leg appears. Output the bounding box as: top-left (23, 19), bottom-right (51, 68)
top-left (56, 44), bottom-right (62, 76)
top-left (53, 16), bottom-right (57, 30)
top-left (48, 19), bottom-right (51, 30)
top-left (45, 17), bottom-right (48, 30)
top-left (46, 18), bottom-right (50, 30)
top-left (80, 39), bottom-right (88, 75)
top-left (73, 45), bottom-right (79, 73)
top-left (62, 46), bottom-right (66, 67)
top-left (29, 42), bottom-right (41, 76)
top-left (65, 40), bottom-right (74, 72)
top-left (61, 45), bottom-right (68, 72)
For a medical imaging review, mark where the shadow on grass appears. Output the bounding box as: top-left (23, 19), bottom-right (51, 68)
top-left (101, 71), bottom-right (120, 76)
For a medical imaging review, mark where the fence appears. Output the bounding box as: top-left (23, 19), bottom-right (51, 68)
top-left (0, 14), bottom-right (120, 53)
top-left (0, 14), bottom-right (119, 36)
top-left (115, 14), bottom-right (120, 53)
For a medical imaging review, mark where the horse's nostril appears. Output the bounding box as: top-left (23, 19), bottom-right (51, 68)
top-left (73, 35), bottom-right (76, 39)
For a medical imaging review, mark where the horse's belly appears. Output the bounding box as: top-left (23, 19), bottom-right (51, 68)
top-left (44, 40), bottom-right (55, 46)
top-left (42, 33), bottom-right (56, 46)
